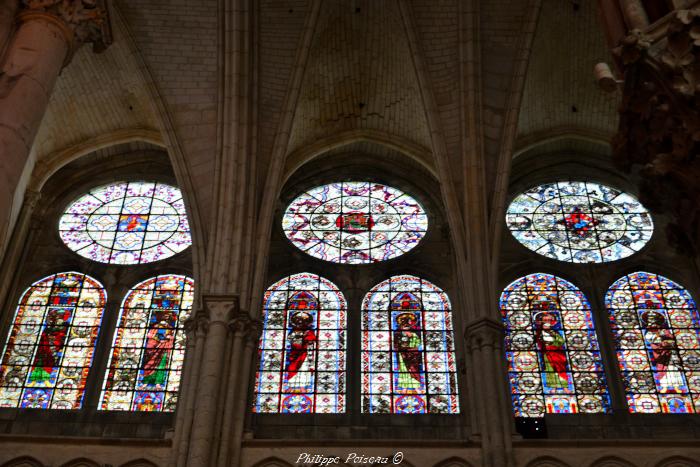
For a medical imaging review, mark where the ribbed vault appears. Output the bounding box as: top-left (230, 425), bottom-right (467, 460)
top-left (287, 0), bottom-right (432, 161)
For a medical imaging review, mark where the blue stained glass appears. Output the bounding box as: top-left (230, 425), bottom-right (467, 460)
top-left (361, 275), bottom-right (459, 414)
top-left (500, 273), bottom-right (611, 417)
top-left (606, 272), bottom-right (700, 413)
top-left (254, 273), bottom-right (347, 414)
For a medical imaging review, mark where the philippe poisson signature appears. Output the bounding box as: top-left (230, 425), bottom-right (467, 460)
top-left (296, 451), bottom-right (404, 465)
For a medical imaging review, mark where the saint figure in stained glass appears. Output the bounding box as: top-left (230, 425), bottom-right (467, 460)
top-left (99, 275), bottom-right (193, 412)
top-left (255, 273), bottom-right (346, 414)
top-left (500, 273), bottom-right (610, 417)
top-left (284, 308), bottom-right (317, 390)
top-left (362, 276), bottom-right (459, 414)
top-left (0, 272), bottom-right (106, 409)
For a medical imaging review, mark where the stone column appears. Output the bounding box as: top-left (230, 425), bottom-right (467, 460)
top-left (215, 314), bottom-right (250, 467)
top-left (186, 295), bottom-right (237, 467)
top-left (172, 316), bottom-right (207, 467)
top-left (230, 320), bottom-right (261, 467)
top-left (465, 318), bottom-right (515, 467)
top-left (0, 0), bottom-right (109, 255)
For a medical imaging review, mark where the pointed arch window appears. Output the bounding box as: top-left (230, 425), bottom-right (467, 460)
top-left (606, 272), bottom-right (700, 413)
top-left (0, 272), bottom-right (107, 409)
top-left (254, 273), bottom-right (347, 413)
top-left (500, 273), bottom-right (610, 416)
top-left (361, 275), bottom-right (459, 414)
top-left (99, 275), bottom-right (194, 412)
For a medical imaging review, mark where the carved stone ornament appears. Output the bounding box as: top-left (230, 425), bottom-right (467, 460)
top-left (202, 294), bottom-right (239, 325)
top-left (21, 0), bottom-right (111, 51)
top-left (613, 9), bottom-right (700, 256)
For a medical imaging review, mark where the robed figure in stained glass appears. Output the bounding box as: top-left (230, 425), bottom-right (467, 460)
top-left (641, 310), bottom-right (688, 393)
top-left (28, 308), bottom-right (71, 384)
top-left (284, 292), bottom-right (318, 391)
top-left (534, 311), bottom-right (570, 391)
top-left (141, 307), bottom-right (177, 388)
top-left (392, 293), bottom-right (424, 391)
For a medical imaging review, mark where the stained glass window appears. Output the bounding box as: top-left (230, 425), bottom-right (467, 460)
top-left (99, 275), bottom-right (194, 412)
top-left (254, 273), bottom-right (346, 413)
top-left (59, 181), bottom-right (192, 265)
top-left (0, 272), bottom-right (106, 409)
top-left (361, 275), bottom-right (459, 414)
top-left (282, 182), bottom-right (428, 264)
top-left (606, 272), bottom-right (700, 413)
top-left (506, 181), bottom-right (653, 263)
top-left (500, 273), bottom-right (610, 417)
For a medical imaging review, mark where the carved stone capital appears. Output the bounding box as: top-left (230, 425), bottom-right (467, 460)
top-left (245, 318), bottom-right (263, 346)
top-left (464, 317), bottom-right (504, 351)
top-left (202, 294), bottom-right (239, 326)
top-left (229, 314), bottom-right (251, 336)
top-left (20, 0), bottom-right (111, 54)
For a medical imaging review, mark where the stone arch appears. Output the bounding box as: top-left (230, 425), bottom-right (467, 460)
top-left (59, 459), bottom-right (101, 467)
top-left (525, 457), bottom-right (572, 467)
top-left (1, 457), bottom-right (44, 467)
top-left (30, 129), bottom-right (165, 191)
top-left (589, 456), bottom-right (635, 467)
top-left (283, 129), bottom-right (435, 184)
top-left (119, 459), bottom-right (159, 467)
top-left (655, 456), bottom-right (700, 467)
top-left (433, 456), bottom-right (474, 467)
top-left (251, 457), bottom-right (294, 467)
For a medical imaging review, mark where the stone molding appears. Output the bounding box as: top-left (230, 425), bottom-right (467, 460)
top-left (20, 0), bottom-right (111, 53)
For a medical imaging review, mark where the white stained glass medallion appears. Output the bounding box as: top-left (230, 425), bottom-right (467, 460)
top-left (506, 181), bottom-right (653, 263)
top-left (59, 181), bottom-right (192, 265)
top-left (282, 182), bottom-right (428, 264)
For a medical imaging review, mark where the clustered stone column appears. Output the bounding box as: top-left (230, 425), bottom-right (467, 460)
top-left (465, 318), bottom-right (515, 467)
top-left (0, 0), bottom-right (109, 255)
top-left (171, 294), bottom-right (262, 467)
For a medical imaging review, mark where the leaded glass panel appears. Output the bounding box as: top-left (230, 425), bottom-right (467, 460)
top-left (0, 272), bottom-right (106, 409)
top-left (500, 273), bottom-right (610, 416)
top-left (254, 273), bottom-right (346, 413)
top-left (606, 272), bottom-right (700, 413)
top-left (361, 275), bottom-right (459, 414)
top-left (282, 182), bottom-right (428, 264)
top-left (59, 181), bottom-right (192, 265)
top-left (99, 274), bottom-right (194, 412)
top-left (506, 181), bottom-right (653, 263)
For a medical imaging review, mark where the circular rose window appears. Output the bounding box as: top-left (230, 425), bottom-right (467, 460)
top-left (506, 181), bottom-right (653, 263)
top-left (282, 182), bottom-right (428, 264)
top-left (59, 181), bottom-right (192, 265)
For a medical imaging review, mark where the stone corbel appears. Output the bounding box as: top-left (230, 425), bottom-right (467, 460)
top-left (20, 0), bottom-right (111, 63)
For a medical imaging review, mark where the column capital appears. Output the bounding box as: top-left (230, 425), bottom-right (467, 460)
top-left (20, 0), bottom-right (111, 55)
top-left (201, 294), bottom-right (239, 325)
top-left (229, 311), bottom-right (263, 343)
top-left (464, 317), bottom-right (504, 350)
